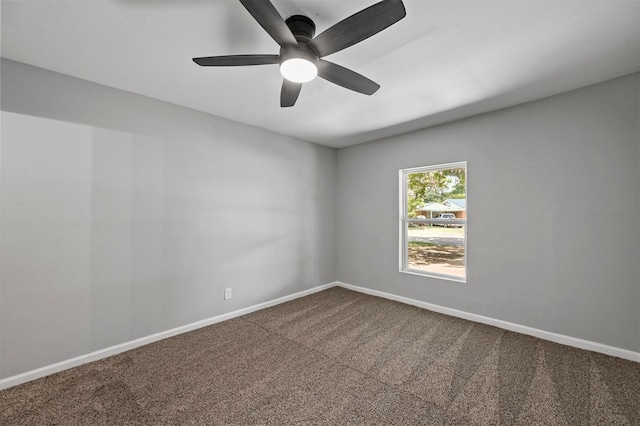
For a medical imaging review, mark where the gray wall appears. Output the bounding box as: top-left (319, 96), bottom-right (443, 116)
top-left (2, 57), bottom-right (638, 381)
top-left (0, 59), bottom-right (336, 379)
top-left (336, 73), bottom-right (640, 352)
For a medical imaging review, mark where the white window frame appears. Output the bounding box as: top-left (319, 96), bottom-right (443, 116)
top-left (399, 161), bottom-right (467, 283)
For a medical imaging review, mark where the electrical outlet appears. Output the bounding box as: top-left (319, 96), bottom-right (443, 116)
top-left (224, 288), bottom-right (232, 300)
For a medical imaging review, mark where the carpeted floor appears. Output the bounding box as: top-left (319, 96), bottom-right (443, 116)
top-left (1, 287), bottom-right (639, 425)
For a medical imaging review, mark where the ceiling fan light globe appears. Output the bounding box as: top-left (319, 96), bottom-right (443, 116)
top-left (280, 58), bottom-right (318, 83)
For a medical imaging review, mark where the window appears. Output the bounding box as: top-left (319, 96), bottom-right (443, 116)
top-left (400, 162), bottom-right (467, 282)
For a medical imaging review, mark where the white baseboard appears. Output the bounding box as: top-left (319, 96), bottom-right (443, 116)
top-left (0, 282), bottom-right (337, 391)
top-left (336, 281), bottom-right (640, 363)
top-left (3, 280), bottom-right (637, 390)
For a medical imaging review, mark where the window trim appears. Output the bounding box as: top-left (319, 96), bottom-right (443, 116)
top-left (399, 161), bottom-right (468, 283)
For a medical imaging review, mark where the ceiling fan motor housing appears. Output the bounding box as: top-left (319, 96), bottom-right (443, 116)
top-left (285, 15), bottom-right (316, 44)
top-left (279, 45), bottom-right (318, 67)
top-left (280, 15), bottom-right (319, 68)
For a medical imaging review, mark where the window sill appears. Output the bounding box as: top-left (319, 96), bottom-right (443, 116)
top-left (400, 268), bottom-right (467, 283)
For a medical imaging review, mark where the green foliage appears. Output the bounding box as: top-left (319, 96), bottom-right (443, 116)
top-left (406, 168), bottom-right (465, 217)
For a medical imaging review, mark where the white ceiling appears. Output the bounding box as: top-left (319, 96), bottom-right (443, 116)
top-left (2, 0), bottom-right (639, 148)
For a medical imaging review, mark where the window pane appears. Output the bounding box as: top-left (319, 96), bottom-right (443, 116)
top-left (407, 224), bottom-right (465, 278)
top-left (406, 168), bottom-right (466, 219)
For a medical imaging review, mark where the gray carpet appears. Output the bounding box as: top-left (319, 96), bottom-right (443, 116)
top-left (1, 287), bottom-right (639, 425)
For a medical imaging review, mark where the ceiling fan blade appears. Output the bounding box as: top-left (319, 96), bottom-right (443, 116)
top-left (317, 60), bottom-right (380, 95)
top-left (193, 55), bottom-right (280, 66)
top-left (239, 0), bottom-right (298, 47)
top-left (308, 0), bottom-right (406, 58)
top-left (281, 80), bottom-right (302, 107)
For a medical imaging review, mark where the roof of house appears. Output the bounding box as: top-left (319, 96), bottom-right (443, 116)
top-left (417, 202), bottom-right (462, 212)
top-left (444, 199), bottom-right (466, 209)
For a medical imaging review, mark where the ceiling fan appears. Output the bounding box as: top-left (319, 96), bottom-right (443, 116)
top-left (193, 0), bottom-right (406, 107)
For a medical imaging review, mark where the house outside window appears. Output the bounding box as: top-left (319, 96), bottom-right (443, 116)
top-left (400, 162), bottom-right (467, 282)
